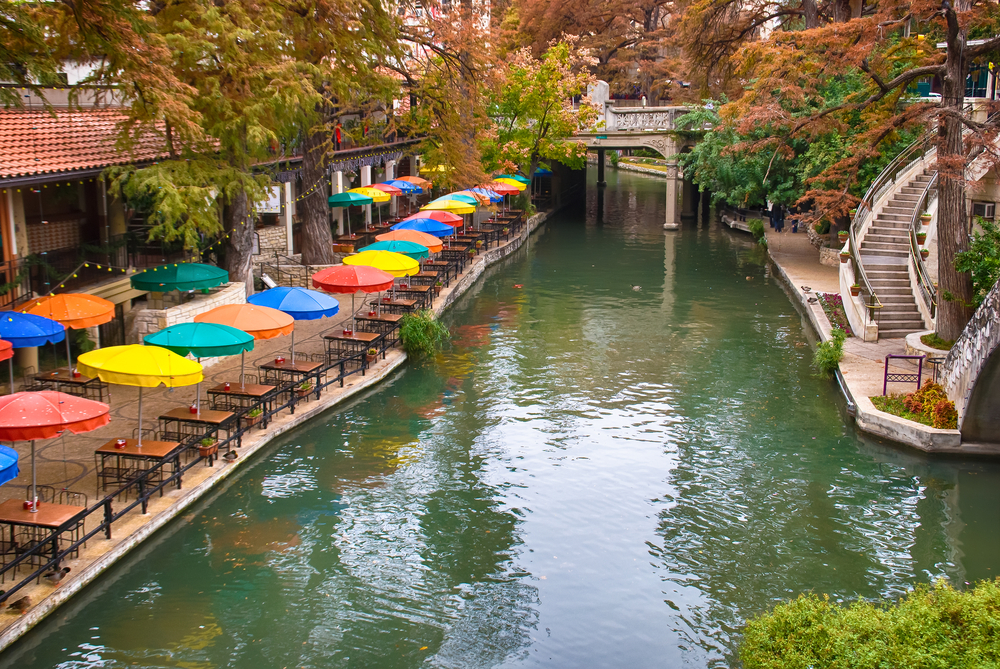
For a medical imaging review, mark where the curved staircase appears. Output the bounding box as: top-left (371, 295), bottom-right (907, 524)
top-left (858, 171), bottom-right (932, 338)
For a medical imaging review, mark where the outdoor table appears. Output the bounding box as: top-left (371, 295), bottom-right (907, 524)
top-left (324, 330), bottom-right (382, 361)
top-left (158, 408), bottom-right (236, 451)
top-left (410, 271), bottom-right (439, 287)
top-left (94, 438), bottom-right (181, 493)
top-left (355, 314), bottom-right (403, 347)
top-left (0, 498), bottom-right (86, 565)
top-left (368, 297), bottom-right (417, 314)
top-left (481, 223), bottom-right (509, 243)
top-left (32, 368), bottom-right (109, 401)
top-left (394, 285), bottom-right (432, 308)
top-left (439, 248), bottom-right (469, 272)
top-left (422, 261), bottom-right (454, 285)
top-left (257, 359), bottom-right (323, 403)
top-left (207, 383), bottom-right (278, 428)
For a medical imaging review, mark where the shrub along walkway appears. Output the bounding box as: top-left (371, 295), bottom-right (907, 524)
top-left (762, 228), bottom-right (994, 455)
top-left (0, 210), bottom-right (544, 649)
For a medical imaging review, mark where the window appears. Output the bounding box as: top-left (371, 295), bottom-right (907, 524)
top-left (971, 201), bottom-right (995, 219)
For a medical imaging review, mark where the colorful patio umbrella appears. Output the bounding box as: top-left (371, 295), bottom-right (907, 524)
top-left (396, 176), bottom-right (432, 189)
top-left (0, 390), bottom-right (110, 510)
top-left (451, 191), bottom-right (490, 205)
top-left (248, 287), bottom-right (340, 364)
top-left (375, 230), bottom-right (443, 253)
top-left (22, 293), bottom-right (115, 371)
top-left (383, 180), bottom-right (422, 194)
top-left (0, 312), bottom-right (66, 349)
top-left (130, 263), bottom-right (229, 293)
top-left (0, 339), bottom-right (13, 394)
top-left (328, 191), bottom-right (374, 236)
top-left (402, 210), bottom-right (463, 226)
top-left (343, 250), bottom-right (420, 277)
top-left (390, 218), bottom-right (456, 237)
top-left (348, 187), bottom-right (391, 203)
top-left (0, 444), bottom-right (18, 487)
top-left (77, 345), bottom-right (201, 447)
top-left (470, 187), bottom-right (503, 203)
top-left (496, 173), bottom-right (531, 184)
top-left (431, 193), bottom-right (479, 205)
top-left (371, 183), bottom-right (404, 196)
top-left (358, 240), bottom-right (430, 261)
top-left (195, 304), bottom-right (294, 387)
top-left (144, 322), bottom-right (255, 413)
top-left (494, 177), bottom-right (527, 192)
top-left (485, 181), bottom-right (519, 195)
top-left (420, 200), bottom-right (476, 215)
top-left (312, 265), bottom-right (395, 328)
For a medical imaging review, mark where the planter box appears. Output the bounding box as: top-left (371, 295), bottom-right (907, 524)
top-left (244, 415), bottom-right (261, 428)
top-left (295, 388), bottom-right (312, 398)
top-left (365, 354), bottom-right (377, 363)
top-left (198, 442), bottom-right (219, 458)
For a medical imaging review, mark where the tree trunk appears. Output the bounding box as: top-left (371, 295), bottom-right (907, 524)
top-left (299, 118), bottom-right (335, 265)
top-left (936, 8), bottom-right (976, 341)
top-left (222, 188), bottom-right (254, 297)
top-left (803, 0), bottom-right (819, 29)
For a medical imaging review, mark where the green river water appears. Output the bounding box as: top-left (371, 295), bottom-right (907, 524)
top-left (5, 169), bottom-right (999, 668)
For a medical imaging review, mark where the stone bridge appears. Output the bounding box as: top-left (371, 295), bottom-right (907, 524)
top-left (571, 105), bottom-right (700, 230)
top-left (941, 279), bottom-right (1000, 446)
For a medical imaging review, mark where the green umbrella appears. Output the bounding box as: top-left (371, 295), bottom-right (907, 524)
top-left (131, 262), bottom-right (229, 293)
top-left (495, 173), bottom-right (531, 184)
top-left (328, 191), bottom-right (374, 236)
top-left (143, 322), bottom-right (254, 414)
top-left (357, 240), bottom-right (430, 260)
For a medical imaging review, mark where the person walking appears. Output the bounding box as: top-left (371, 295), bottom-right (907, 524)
top-left (335, 121), bottom-right (342, 151)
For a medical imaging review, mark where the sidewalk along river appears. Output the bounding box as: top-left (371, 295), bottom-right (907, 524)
top-left (7, 168), bottom-right (999, 668)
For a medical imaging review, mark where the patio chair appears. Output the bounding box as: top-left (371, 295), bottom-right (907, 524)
top-left (57, 490), bottom-right (88, 557)
top-left (25, 484), bottom-right (57, 504)
top-left (20, 367), bottom-right (46, 392)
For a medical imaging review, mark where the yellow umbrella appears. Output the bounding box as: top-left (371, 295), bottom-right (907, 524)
top-left (77, 344), bottom-right (203, 446)
top-left (494, 177), bottom-right (526, 192)
top-left (420, 200), bottom-right (476, 215)
top-left (343, 250), bottom-right (420, 277)
top-left (348, 187), bottom-right (390, 203)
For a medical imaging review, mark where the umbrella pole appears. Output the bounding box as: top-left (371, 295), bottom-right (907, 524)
top-left (291, 331), bottom-right (295, 365)
top-left (196, 358), bottom-right (201, 416)
top-left (241, 350), bottom-right (246, 389)
top-left (8, 358), bottom-right (13, 394)
top-left (137, 387), bottom-right (144, 448)
top-left (30, 440), bottom-right (37, 513)
top-left (65, 333), bottom-right (72, 371)
top-left (351, 293), bottom-right (356, 330)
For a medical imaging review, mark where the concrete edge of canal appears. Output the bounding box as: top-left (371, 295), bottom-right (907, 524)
top-left (762, 232), bottom-right (996, 457)
top-left (0, 209), bottom-right (554, 653)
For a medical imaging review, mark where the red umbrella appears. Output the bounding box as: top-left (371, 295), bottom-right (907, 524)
top-left (401, 210), bottom-right (463, 226)
top-left (0, 340), bottom-right (13, 394)
top-left (312, 265), bottom-right (394, 327)
top-left (0, 391), bottom-right (110, 511)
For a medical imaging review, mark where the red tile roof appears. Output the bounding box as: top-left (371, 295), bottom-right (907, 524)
top-left (0, 108), bottom-right (169, 180)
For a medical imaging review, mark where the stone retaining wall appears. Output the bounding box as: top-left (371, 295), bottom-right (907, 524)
top-left (941, 279), bottom-right (1000, 422)
top-left (256, 224), bottom-right (288, 251)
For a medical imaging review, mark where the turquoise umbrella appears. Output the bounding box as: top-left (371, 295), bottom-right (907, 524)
top-left (432, 193), bottom-right (479, 205)
top-left (144, 322), bottom-right (254, 413)
top-left (495, 173), bottom-right (531, 185)
top-left (357, 240), bottom-right (430, 261)
top-left (131, 263), bottom-right (229, 293)
top-left (328, 191), bottom-right (374, 236)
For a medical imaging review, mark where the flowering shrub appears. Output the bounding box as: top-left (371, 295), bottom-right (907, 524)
top-left (871, 380), bottom-right (958, 429)
top-left (817, 293), bottom-right (853, 336)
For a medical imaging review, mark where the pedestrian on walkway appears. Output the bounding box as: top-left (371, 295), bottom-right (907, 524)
top-left (335, 121), bottom-right (342, 151)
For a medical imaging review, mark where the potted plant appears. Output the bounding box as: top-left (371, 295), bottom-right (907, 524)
top-left (920, 213), bottom-right (932, 224)
top-left (475, 240), bottom-right (484, 249)
top-left (850, 283), bottom-right (861, 297)
top-left (434, 281), bottom-right (443, 295)
top-left (366, 347), bottom-right (378, 363)
top-left (295, 380), bottom-right (313, 398)
top-left (838, 230), bottom-right (849, 243)
top-left (198, 437), bottom-right (218, 458)
top-left (849, 208), bottom-right (857, 218)
top-left (839, 251), bottom-right (850, 264)
top-left (916, 231), bottom-right (927, 244)
top-left (502, 227), bottom-right (509, 235)
top-left (245, 407), bottom-right (263, 427)
top-left (920, 248), bottom-right (930, 260)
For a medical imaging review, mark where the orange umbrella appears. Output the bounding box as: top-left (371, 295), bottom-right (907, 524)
top-left (397, 176), bottom-right (432, 189)
top-left (22, 293), bottom-right (115, 370)
top-left (375, 230), bottom-right (443, 253)
top-left (195, 304), bottom-right (294, 387)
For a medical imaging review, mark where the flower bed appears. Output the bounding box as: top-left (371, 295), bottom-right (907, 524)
top-left (817, 293), bottom-right (853, 336)
top-left (870, 380), bottom-right (958, 429)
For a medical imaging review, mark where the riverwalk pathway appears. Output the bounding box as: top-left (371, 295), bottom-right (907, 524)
top-left (0, 209), bottom-right (549, 650)
top-left (764, 228), bottom-right (997, 456)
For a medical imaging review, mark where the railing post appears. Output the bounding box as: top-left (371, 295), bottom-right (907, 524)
top-left (103, 499), bottom-right (113, 539)
top-left (138, 476), bottom-right (148, 514)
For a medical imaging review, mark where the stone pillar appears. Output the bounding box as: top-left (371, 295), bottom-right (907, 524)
top-left (361, 165), bottom-right (372, 226)
top-left (283, 181), bottom-right (294, 254)
top-left (386, 160), bottom-right (397, 216)
top-left (14, 347), bottom-right (37, 380)
top-left (664, 166), bottom-right (681, 230)
top-left (596, 149), bottom-right (606, 187)
top-left (333, 171), bottom-right (344, 235)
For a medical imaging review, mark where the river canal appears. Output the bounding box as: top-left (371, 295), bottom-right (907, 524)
top-left (7, 169), bottom-right (999, 668)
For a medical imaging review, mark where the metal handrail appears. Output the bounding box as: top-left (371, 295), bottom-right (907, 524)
top-left (909, 172), bottom-right (938, 318)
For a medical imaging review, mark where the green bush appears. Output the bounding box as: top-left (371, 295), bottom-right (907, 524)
top-left (748, 219), bottom-right (766, 245)
top-left (813, 326), bottom-right (846, 377)
top-left (399, 310), bottom-right (449, 359)
top-left (740, 578), bottom-right (1000, 669)
top-left (954, 217), bottom-right (1000, 305)
top-left (814, 220), bottom-right (831, 235)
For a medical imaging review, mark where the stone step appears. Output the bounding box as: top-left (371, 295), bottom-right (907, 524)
top-left (879, 328), bottom-right (925, 339)
top-left (880, 303), bottom-right (920, 313)
top-left (869, 280), bottom-right (912, 290)
top-left (869, 225), bottom-right (911, 236)
top-left (883, 206), bottom-right (916, 215)
top-left (892, 193), bottom-right (920, 201)
top-left (871, 220), bottom-right (909, 230)
top-left (861, 244), bottom-right (908, 256)
top-left (877, 214), bottom-right (911, 223)
top-left (900, 187), bottom-right (924, 195)
top-left (866, 233), bottom-right (910, 244)
top-left (912, 174), bottom-right (933, 182)
top-left (863, 260), bottom-right (908, 271)
top-left (879, 316), bottom-right (926, 328)
top-left (872, 286), bottom-right (915, 296)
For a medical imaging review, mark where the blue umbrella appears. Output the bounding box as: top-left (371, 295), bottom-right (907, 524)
top-left (0, 444), bottom-right (18, 487)
top-left (383, 180), bottom-right (422, 194)
top-left (0, 312), bottom-right (66, 348)
top-left (248, 287), bottom-right (340, 363)
top-left (390, 218), bottom-right (456, 237)
top-left (431, 193), bottom-right (479, 205)
top-left (470, 188), bottom-right (503, 203)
